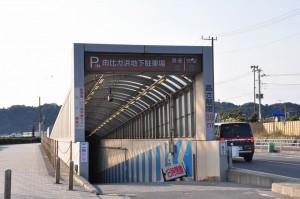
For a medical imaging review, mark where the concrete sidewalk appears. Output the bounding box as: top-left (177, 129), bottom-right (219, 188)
top-left (0, 143), bottom-right (99, 199)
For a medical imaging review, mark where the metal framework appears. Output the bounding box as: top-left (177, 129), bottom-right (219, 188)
top-left (48, 44), bottom-right (217, 182)
top-left (85, 73), bottom-right (195, 139)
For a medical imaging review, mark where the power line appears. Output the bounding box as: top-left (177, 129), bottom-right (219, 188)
top-left (217, 32), bottom-right (300, 54)
top-left (215, 72), bottom-right (251, 85)
top-left (264, 83), bottom-right (300, 86)
top-left (266, 73), bottom-right (300, 77)
top-left (222, 92), bottom-right (252, 101)
top-left (193, 7), bottom-right (300, 45)
top-left (217, 8), bottom-right (300, 37)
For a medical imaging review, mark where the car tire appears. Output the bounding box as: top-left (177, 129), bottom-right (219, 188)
top-left (244, 154), bottom-right (253, 162)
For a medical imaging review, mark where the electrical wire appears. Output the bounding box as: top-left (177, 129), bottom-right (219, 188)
top-left (193, 7), bottom-right (300, 46)
top-left (215, 72), bottom-right (251, 85)
top-left (221, 92), bottom-right (252, 101)
top-left (217, 32), bottom-right (300, 54)
top-left (264, 83), bottom-right (300, 86)
top-left (217, 8), bottom-right (300, 37)
top-left (266, 73), bottom-right (300, 77)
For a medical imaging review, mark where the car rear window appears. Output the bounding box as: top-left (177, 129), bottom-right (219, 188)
top-left (220, 123), bottom-right (253, 138)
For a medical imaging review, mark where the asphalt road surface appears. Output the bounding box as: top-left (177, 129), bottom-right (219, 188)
top-left (233, 152), bottom-right (300, 179)
top-left (96, 181), bottom-right (292, 199)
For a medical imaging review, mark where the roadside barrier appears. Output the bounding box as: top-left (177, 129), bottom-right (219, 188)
top-left (4, 169), bottom-right (12, 199)
top-left (69, 161), bottom-right (74, 190)
top-left (255, 138), bottom-right (300, 152)
top-left (55, 157), bottom-right (60, 184)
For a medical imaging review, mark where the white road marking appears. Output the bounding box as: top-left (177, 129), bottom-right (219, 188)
top-left (260, 193), bottom-right (274, 198)
top-left (254, 159), bottom-right (300, 166)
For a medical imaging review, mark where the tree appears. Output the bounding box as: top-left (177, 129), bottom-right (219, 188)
top-left (248, 113), bottom-right (258, 123)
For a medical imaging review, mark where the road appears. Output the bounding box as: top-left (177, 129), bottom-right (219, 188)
top-left (233, 152), bottom-right (300, 179)
top-left (96, 181), bottom-right (292, 199)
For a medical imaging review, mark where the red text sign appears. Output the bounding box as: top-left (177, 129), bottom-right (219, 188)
top-left (162, 162), bottom-right (187, 181)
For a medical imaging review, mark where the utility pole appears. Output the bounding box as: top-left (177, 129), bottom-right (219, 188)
top-left (39, 97), bottom-right (41, 137)
top-left (258, 69), bottom-right (262, 121)
top-left (202, 36), bottom-right (217, 70)
top-left (257, 69), bottom-right (265, 121)
top-left (250, 65), bottom-right (258, 114)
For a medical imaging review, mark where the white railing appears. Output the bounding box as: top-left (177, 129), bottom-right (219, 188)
top-left (255, 137), bottom-right (300, 152)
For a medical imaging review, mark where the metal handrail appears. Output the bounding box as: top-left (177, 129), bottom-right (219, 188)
top-left (255, 138), bottom-right (300, 151)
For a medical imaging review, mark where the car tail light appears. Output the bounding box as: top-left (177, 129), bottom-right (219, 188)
top-left (250, 136), bottom-right (254, 143)
top-left (220, 138), bottom-right (225, 141)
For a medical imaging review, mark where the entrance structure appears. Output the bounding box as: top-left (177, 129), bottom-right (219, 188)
top-left (50, 44), bottom-right (227, 182)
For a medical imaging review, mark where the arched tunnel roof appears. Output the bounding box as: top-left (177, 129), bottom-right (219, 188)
top-left (84, 73), bottom-right (193, 138)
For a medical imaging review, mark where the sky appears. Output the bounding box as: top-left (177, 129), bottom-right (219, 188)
top-left (1, 0), bottom-right (300, 108)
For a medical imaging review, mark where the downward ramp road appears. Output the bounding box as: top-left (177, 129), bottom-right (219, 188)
top-left (0, 143), bottom-right (99, 199)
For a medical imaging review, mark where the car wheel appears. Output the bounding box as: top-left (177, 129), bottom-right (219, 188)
top-left (244, 154), bottom-right (253, 162)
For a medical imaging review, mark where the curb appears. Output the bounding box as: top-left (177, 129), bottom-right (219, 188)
top-left (73, 174), bottom-right (100, 195)
top-left (228, 168), bottom-right (300, 198)
top-left (228, 168), bottom-right (299, 188)
top-left (272, 182), bottom-right (300, 198)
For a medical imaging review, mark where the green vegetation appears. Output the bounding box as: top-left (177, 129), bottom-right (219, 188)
top-left (216, 102), bottom-right (300, 123)
top-left (0, 137), bottom-right (41, 145)
top-left (0, 104), bottom-right (60, 135)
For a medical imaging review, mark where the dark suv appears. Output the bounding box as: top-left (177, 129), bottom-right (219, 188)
top-left (215, 122), bottom-right (255, 162)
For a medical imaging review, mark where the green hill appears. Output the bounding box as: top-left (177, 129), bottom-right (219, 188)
top-left (0, 104), bottom-right (60, 135)
top-left (216, 102), bottom-right (300, 121)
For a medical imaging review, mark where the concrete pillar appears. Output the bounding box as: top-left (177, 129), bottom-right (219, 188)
top-left (73, 142), bottom-right (89, 180)
top-left (73, 44), bottom-right (85, 142)
top-left (194, 47), bottom-right (215, 141)
top-left (196, 141), bottom-right (228, 181)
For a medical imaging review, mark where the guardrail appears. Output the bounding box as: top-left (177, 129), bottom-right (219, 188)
top-left (255, 138), bottom-right (300, 152)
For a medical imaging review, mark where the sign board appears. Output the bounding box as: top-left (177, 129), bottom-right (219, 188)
top-left (75, 87), bottom-right (85, 129)
top-left (162, 162), bottom-right (187, 181)
top-left (205, 84), bottom-right (214, 137)
top-left (232, 146), bottom-right (240, 157)
top-left (80, 143), bottom-right (88, 163)
top-left (220, 141), bottom-right (227, 156)
top-left (84, 53), bottom-right (202, 73)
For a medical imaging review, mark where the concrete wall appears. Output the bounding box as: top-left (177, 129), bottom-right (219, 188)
top-left (91, 139), bottom-right (194, 183)
top-left (50, 90), bottom-right (72, 140)
top-left (196, 141), bottom-right (228, 181)
top-left (90, 139), bottom-right (227, 183)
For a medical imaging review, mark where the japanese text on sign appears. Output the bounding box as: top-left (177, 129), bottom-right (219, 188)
top-left (75, 87), bottom-right (84, 129)
top-left (85, 53), bottom-right (202, 73)
top-left (81, 143), bottom-right (88, 163)
top-left (90, 58), bottom-right (166, 68)
top-left (162, 163), bottom-right (187, 181)
top-left (205, 85), bottom-right (214, 130)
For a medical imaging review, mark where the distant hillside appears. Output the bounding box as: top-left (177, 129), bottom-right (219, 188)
top-left (216, 102), bottom-right (300, 121)
top-left (0, 104), bottom-right (60, 134)
top-left (0, 102), bottom-right (299, 135)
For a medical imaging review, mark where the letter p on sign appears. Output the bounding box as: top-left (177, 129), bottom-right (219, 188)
top-left (90, 56), bottom-right (99, 68)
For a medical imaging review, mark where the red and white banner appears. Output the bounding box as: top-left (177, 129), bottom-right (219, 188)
top-left (162, 162), bottom-right (187, 181)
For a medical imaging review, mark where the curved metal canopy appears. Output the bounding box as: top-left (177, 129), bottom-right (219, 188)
top-left (84, 73), bottom-right (193, 137)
